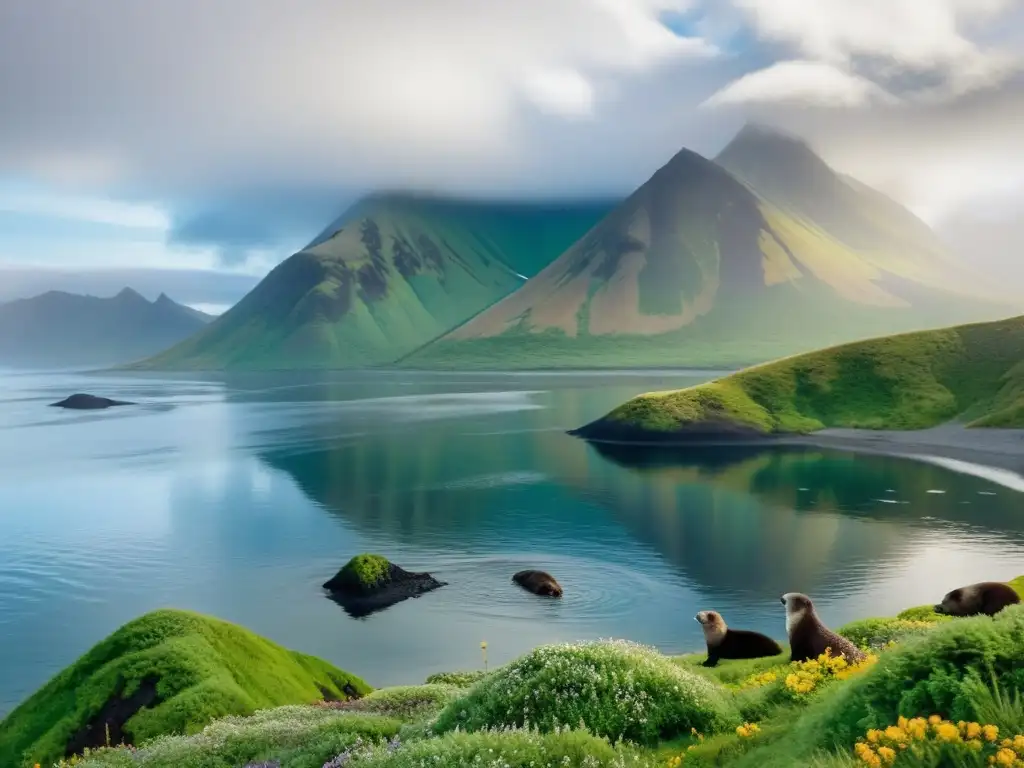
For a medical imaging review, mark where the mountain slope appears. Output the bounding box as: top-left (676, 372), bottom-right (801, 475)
top-left (0, 288), bottom-right (212, 369)
top-left (133, 194), bottom-right (615, 370)
top-left (307, 193), bottom-right (617, 278)
top-left (715, 123), bottom-right (982, 293)
top-left (402, 132), bottom-right (1015, 370)
top-left (571, 314), bottom-right (1024, 443)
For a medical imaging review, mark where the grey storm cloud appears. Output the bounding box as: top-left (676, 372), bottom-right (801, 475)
top-left (1, 0), bottom-right (1022, 262)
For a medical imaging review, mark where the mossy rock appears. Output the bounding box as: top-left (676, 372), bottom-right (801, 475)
top-left (325, 554), bottom-right (393, 592)
top-left (322, 555), bottom-right (447, 618)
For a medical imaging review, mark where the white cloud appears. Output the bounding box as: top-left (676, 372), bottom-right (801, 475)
top-left (0, 0), bottom-right (715, 194)
top-left (711, 0), bottom-right (1021, 104)
top-left (703, 60), bottom-right (895, 107)
top-left (0, 190), bottom-right (169, 230)
top-left (520, 69), bottom-right (597, 118)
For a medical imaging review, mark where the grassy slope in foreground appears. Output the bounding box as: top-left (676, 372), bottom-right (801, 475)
top-left (55, 576), bottom-right (1024, 768)
top-left (572, 314), bottom-right (1024, 442)
top-left (0, 609), bottom-right (369, 768)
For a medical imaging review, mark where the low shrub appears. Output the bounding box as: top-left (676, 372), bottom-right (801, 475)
top-left (836, 618), bottom-right (937, 650)
top-left (895, 606), bottom-right (952, 623)
top-left (343, 727), bottom-right (657, 767)
top-left (327, 685), bottom-right (461, 720)
top-left (423, 670), bottom-right (490, 687)
top-left (434, 640), bottom-right (740, 745)
top-left (63, 706), bottom-right (399, 768)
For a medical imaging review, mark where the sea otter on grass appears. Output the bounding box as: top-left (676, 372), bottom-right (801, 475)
top-left (782, 592), bottom-right (865, 664)
top-left (695, 610), bottom-right (783, 667)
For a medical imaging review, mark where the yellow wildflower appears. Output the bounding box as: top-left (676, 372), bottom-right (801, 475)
top-left (855, 742), bottom-right (882, 767)
top-left (906, 718), bottom-right (929, 740)
top-left (877, 745), bottom-right (896, 765)
top-left (928, 715), bottom-right (942, 725)
top-left (883, 725), bottom-right (908, 744)
top-left (994, 747), bottom-right (1017, 766)
top-left (983, 725), bottom-right (1000, 742)
top-left (935, 722), bottom-right (961, 742)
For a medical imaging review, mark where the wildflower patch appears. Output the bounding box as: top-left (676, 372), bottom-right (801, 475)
top-left (434, 639), bottom-right (740, 745)
top-left (784, 649), bottom-right (879, 698)
top-left (852, 716), bottom-right (1023, 766)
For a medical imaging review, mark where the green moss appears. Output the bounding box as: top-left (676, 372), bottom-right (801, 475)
top-left (0, 609), bottom-right (369, 768)
top-left (581, 315), bottom-right (1024, 437)
top-left (331, 554), bottom-right (392, 591)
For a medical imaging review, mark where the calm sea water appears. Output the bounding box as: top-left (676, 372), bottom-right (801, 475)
top-left (2, 368), bottom-right (1024, 717)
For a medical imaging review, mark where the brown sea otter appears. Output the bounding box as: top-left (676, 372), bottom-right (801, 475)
top-left (512, 570), bottom-right (562, 597)
top-left (781, 592), bottom-right (865, 663)
top-left (695, 610), bottom-right (782, 667)
top-left (934, 581), bottom-right (1020, 617)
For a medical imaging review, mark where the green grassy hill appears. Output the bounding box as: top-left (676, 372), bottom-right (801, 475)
top-left (39, 577), bottom-right (1024, 768)
top-left (0, 609), bottom-right (369, 768)
top-left (571, 314), bottom-right (1024, 442)
top-left (129, 194), bottom-right (613, 370)
top-left (400, 128), bottom-right (1012, 371)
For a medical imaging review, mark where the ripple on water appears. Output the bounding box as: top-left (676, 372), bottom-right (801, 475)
top-left (439, 471), bottom-right (548, 491)
top-left (427, 552), bottom-right (666, 624)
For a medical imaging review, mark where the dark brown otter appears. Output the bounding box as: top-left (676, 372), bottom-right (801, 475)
top-left (934, 581), bottom-right (1021, 617)
top-left (512, 570), bottom-right (562, 597)
top-left (695, 610), bottom-right (782, 667)
top-left (782, 592), bottom-right (865, 664)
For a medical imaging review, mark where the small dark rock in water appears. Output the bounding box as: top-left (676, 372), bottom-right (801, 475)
top-left (512, 569), bottom-right (563, 597)
top-left (49, 393), bottom-right (135, 410)
top-left (323, 553), bottom-right (446, 618)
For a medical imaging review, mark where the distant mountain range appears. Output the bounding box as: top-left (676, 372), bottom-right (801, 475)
top-left (130, 194), bottom-right (615, 370)
top-left (402, 124), bottom-right (1014, 369)
top-left (0, 288), bottom-right (213, 369)
top-left (130, 123), bottom-right (1019, 372)
top-left (0, 268), bottom-right (258, 310)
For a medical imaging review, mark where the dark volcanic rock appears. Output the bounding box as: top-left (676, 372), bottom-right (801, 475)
top-left (50, 393), bottom-right (135, 410)
top-left (568, 416), bottom-right (779, 445)
top-left (323, 560), bottom-right (446, 619)
top-left (65, 674), bottom-right (160, 756)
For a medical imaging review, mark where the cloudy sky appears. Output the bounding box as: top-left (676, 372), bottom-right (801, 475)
top-left (1, 0), bottom-right (1022, 311)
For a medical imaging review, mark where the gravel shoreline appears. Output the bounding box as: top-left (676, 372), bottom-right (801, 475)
top-left (786, 424), bottom-right (1024, 477)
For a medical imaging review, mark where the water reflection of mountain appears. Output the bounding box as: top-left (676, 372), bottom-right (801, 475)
top-left (578, 442), bottom-right (1024, 597)
top-left (252, 381), bottom-right (1024, 602)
